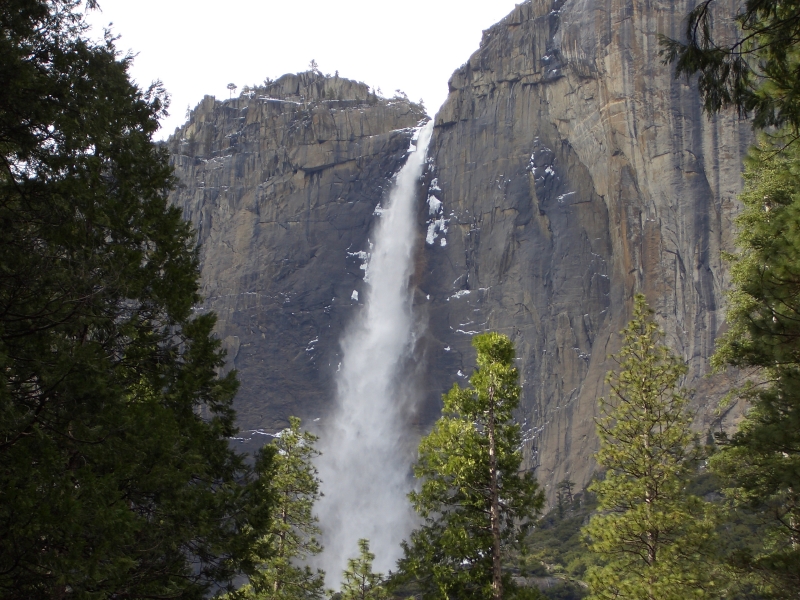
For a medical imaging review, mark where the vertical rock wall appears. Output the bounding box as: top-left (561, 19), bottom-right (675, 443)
top-left (419, 0), bottom-right (750, 497)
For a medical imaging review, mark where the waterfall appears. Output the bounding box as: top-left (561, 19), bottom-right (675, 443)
top-left (314, 120), bottom-right (434, 585)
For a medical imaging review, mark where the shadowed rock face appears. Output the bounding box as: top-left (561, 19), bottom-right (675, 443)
top-left (419, 0), bottom-right (750, 497)
top-left (169, 0), bottom-right (751, 500)
top-left (167, 72), bottom-right (426, 452)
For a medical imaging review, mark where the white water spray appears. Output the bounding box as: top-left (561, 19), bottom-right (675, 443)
top-left (315, 121), bottom-right (434, 585)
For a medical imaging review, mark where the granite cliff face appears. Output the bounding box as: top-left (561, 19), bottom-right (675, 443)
top-left (168, 0), bottom-right (750, 497)
top-left (419, 0), bottom-right (750, 496)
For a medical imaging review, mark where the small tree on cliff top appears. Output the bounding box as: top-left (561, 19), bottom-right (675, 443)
top-left (399, 332), bottom-right (543, 600)
top-left (584, 295), bottom-right (718, 600)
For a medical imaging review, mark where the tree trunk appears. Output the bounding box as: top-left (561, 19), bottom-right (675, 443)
top-left (488, 385), bottom-right (502, 600)
top-left (274, 503), bottom-right (288, 594)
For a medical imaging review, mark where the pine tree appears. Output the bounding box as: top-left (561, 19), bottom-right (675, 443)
top-left (556, 480), bottom-right (575, 520)
top-left (232, 417), bottom-right (327, 600)
top-left (709, 142), bottom-right (800, 597)
top-left (660, 0), bottom-right (800, 136)
top-left (0, 1), bottom-right (272, 597)
top-left (583, 295), bottom-right (718, 600)
top-left (340, 539), bottom-right (389, 600)
top-left (398, 333), bottom-right (543, 600)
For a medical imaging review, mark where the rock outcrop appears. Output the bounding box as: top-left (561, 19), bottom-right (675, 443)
top-left (419, 0), bottom-right (750, 496)
top-left (168, 0), bottom-right (751, 499)
top-left (167, 73), bottom-right (426, 451)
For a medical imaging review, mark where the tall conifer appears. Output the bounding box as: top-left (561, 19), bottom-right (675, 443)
top-left (399, 333), bottom-right (542, 600)
top-left (0, 1), bottom-right (272, 596)
top-left (584, 295), bottom-right (717, 600)
top-left (232, 417), bottom-right (327, 600)
top-left (710, 143), bottom-right (800, 596)
top-left (340, 539), bottom-right (388, 600)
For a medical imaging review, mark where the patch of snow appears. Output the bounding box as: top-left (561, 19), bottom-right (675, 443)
top-left (440, 237), bottom-right (447, 247)
top-left (258, 97), bottom-right (302, 105)
top-left (557, 191), bottom-right (576, 202)
top-left (450, 290), bottom-right (471, 300)
top-left (426, 215), bottom-right (448, 245)
top-left (351, 290), bottom-right (359, 301)
top-left (428, 196), bottom-right (442, 215)
top-left (444, 346), bottom-right (451, 351)
top-left (426, 222), bottom-right (438, 245)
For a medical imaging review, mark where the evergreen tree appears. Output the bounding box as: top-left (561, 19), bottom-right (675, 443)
top-left (231, 417), bottom-right (327, 600)
top-left (399, 333), bottom-right (543, 600)
top-left (341, 539), bottom-right (389, 600)
top-left (583, 295), bottom-right (718, 600)
top-left (556, 480), bottom-right (575, 520)
top-left (0, 1), bottom-right (272, 597)
top-left (709, 142), bottom-right (800, 597)
top-left (662, 1), bottom-right (800, 594)
top-left (660, 0), bottom-right (800, 136)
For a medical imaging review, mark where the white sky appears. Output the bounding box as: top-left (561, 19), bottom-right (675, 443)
top-left (84, 0), bottom-right (521, 140)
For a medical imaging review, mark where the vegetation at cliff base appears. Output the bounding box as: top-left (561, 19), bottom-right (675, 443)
top-left (662, 2), bottom-right (800, 596)
top-left (0, 1), bottom-right (273, 596)
top-left (583, 296), bottom-right (719, 600)
top-left (227, 417), bottom-right (327, 600)
top-left (397, 333), bottom-right (543, 600)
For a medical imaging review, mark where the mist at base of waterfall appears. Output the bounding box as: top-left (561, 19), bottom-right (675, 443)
top-left (313, 121), bottom-right (434, 586)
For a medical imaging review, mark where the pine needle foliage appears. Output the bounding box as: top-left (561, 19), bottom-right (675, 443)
top-left (0, 1), bottom-right (273, 597)
top-left (710, 142), bottom-right (800, 597)
top-left (398, 333), bottom-right (543, 600)
top-left (341, 539), bottom-right (389, 600)
top-left (660, 0), bottom-right (800, 136)
top-left (229, 417), bottom-right (327, 600)
top-left (584, 295), bottom-right (718, 600)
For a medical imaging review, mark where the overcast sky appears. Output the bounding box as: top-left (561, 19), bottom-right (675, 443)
top-left (84, 0), bottom-right (521, 139)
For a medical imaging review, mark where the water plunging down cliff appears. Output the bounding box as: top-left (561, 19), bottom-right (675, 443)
top-left (168, 0), bottom-right (752, 510)
top-left (314, 122), bottom-right (433, 583)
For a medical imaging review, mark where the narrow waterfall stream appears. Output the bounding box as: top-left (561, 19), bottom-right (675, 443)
top-left (315, 121), bottom-right (434, 584)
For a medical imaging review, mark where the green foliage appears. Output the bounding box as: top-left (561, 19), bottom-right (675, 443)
top-left (661, 0), bottom-right (800, 135)
top-left (398, 333), bottom-right (543, 600)
top-left (663, 1), bottom-right (800, 593)
top-left (341, 539), bottom-right (389, 600)
top-left (583, 296), bottom-right (719, 600)
top-left (0, 1), bottom-right (272, 597)
top-left (520, 490), bottom-right (599, 584)
top-left (228, 417), bottom-right (327, 600)
top-left (710, 141), bottom-right (800, 597)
